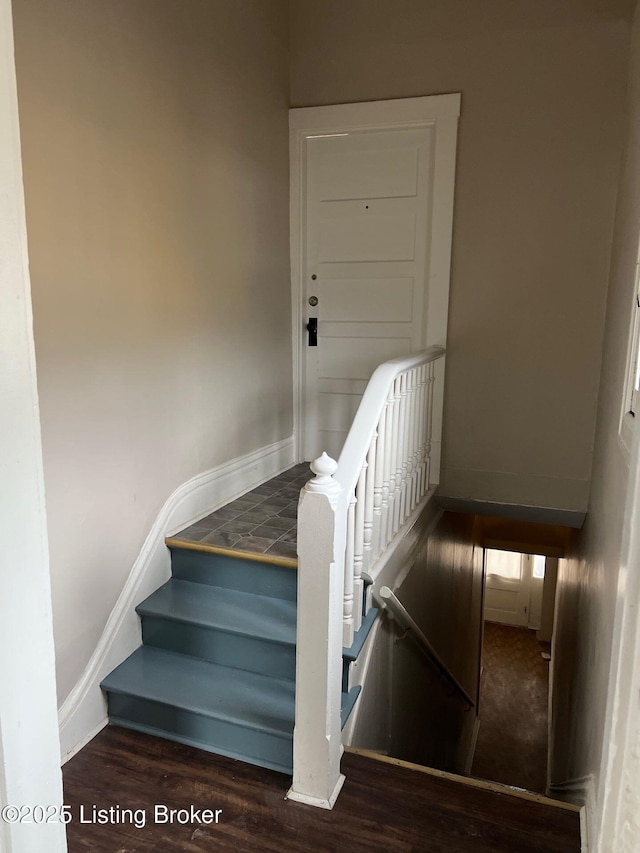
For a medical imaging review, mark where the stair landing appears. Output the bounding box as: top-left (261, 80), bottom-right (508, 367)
top-left (166, 463), bottom-right (310, 568)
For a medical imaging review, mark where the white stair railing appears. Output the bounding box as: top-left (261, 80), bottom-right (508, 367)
top-left (338, 347), bottom-right (444, 645)
top-left (288, 346), bottom-right (446, 809)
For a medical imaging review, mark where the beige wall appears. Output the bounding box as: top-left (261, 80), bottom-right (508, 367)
top-left (291, 0), bottom-right (632, 512)
top-left (12, 0), bottom-right (291, 703)
top-left (550, 4), bottom-right (640, 844)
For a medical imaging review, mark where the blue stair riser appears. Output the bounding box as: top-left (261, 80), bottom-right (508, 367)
top-left (170, 547), bottom-right (296, 602)
top-left (341, 686), bottom-right (362, 729)
top-left (342, 608), bottom-right (379, 692)
top-left (107, 693), bottom-right (293, 775)
top-left (342, 660), bottom-right (350, 694)
top-left (141, 617), bottom-right (296, 682)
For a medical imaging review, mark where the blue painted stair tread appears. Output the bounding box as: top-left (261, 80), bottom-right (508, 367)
top-left (137, 579), bottom-right (296, 647)
top-left (102, 646), bottom-right (295, 734)
top-left (101, 646), bottom-right (295, 773)
top-left (343, 607), bottom-right (379, 662)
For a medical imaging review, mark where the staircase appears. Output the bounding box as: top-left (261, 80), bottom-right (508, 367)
top-left (100, 467), bottom-right (373, 775)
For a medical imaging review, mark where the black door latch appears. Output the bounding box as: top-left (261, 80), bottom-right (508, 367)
top-left (307, 317), bottom-right (318, 347)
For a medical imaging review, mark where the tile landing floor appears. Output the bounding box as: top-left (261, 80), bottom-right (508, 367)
top-left (167, 463), bottom-right (311, 567)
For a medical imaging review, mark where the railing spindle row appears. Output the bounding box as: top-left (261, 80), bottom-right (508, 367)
top-left (338, 350), bottom-right (445, 647)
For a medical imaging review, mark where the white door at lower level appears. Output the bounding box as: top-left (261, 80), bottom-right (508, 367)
top-left (484, 549), bottom-right (532, 628)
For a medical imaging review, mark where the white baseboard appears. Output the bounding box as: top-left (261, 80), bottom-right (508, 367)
top-left (548, 774), bottom-right (595, 853)
top-left (59, 437), bottom-right (295, 764)
top-left (464, 716), bottom-right (481, 776)
top-left (580, 806), bottom-right (590, 853)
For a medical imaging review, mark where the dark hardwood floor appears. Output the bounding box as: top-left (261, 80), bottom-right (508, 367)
top-left (62, 726), bottom-right (580, 852)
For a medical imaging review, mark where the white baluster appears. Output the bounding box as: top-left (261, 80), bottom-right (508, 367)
top-left (393, 375), bottom-right (406, 535)
top-left (389, 376), bottom-right (402, 541)
top-left (363, 433), bottom-right (376, 574)
top-left (404, 369), bottom-right (415, 514)
top-left (419, 363), bottom-right (430, 497)
top-left (344, 495), bottom-right (356, 647)
top-left (397, 372), bottom-right (408, 525)
top-left (416, 364), bottom-right (426, 501)
top-left (408, 367), bottom-right (420, 512)
top-left (425, 361), bottom-right (436, 487)
top-left (372, 406), bottom-right (386, 560)
top-left (289, 453), bottom-right (346, 810)
top-left (353, 464), bottom-right (366, 633)
top-left (382, 384), bottom-right (396, 549)
top-left (400, 370), bottom-right (412, 524)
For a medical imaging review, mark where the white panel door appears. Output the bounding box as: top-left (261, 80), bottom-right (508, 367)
top-left (484, 550), bottom-right (532, 628)
top-left (302, 128), bottom-right (434, 461)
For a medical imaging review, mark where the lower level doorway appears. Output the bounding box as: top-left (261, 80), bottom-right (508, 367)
top-left (471, 549), bottom-right (557, 794)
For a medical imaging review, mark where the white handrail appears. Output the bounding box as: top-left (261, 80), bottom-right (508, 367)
top-left (336, 346), bottom-right (446, 498)
top-left (378, 586), bottom-right (474, 709)
top-left (336, 346), bottom-right (446, 645)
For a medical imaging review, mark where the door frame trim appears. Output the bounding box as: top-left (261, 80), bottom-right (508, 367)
top-left (289, 94), bottom-right (461, 462)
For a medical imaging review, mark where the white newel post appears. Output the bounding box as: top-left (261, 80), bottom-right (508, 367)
top-left (287, 453), bottom-right (346, 809)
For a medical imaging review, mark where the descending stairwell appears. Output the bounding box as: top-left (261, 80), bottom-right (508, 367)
top-left (101, 466), bottom-right (373, 775)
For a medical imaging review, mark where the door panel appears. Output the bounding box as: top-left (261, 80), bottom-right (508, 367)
top-left (318, 336), bottom-right (412, 380)
top-left (321, 278), bottom-right (414, 323)
top-left (317, 214), bottom-right (417, 262)
top-left (303, 127), bottom-right (433, 460)
top-left (315, 146), bottom-right (419, 200)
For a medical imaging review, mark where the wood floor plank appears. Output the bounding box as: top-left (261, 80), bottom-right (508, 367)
top-left (62, 727), bottom-right (580, 852)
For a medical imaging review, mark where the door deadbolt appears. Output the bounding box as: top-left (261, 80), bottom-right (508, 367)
top-left (308, 296), bottom-right (318, 307)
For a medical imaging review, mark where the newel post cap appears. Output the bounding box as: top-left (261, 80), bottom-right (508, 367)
top-left (305, 452), bottom-right (341, 497)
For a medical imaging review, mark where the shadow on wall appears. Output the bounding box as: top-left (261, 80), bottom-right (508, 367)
top-left (348, 511), bottom-right (484, 774)
top-left (392, 512), bottom-right (484, 771)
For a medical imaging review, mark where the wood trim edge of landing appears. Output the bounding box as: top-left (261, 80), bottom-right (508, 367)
top-left (344, 747), bottom-right (580, 812)
top-left (166, 537), bottom-right (298, 570)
